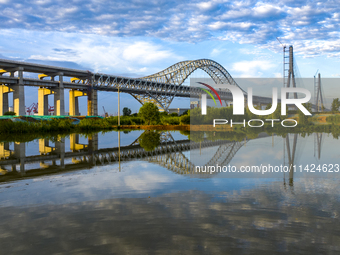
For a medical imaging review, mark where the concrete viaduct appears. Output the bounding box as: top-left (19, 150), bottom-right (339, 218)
top-left (0, 58), bottom-right (274, 116)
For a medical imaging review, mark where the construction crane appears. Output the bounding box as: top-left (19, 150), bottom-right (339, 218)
top-left (26, 103), bottom-right (38, 115)
top-left (48, 105), bottom-right (54, 115)
top-left (26, 103), bottom-right (54, 115)
top-left (102, 106), bottom-right (108, 117)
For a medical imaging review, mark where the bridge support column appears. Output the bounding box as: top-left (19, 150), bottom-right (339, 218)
top-left (0, 85), bottom-right (11, 115)
top-left (38, 88), bottom-right (53, 115)
top-left (87, 89), bottom-right (98, 116)
top-left (69, 90), bottom-right (87, 116)
top-left (54, 73), bottom-right (65, 116)
top-left (12, 68), bottom-right (26, 116)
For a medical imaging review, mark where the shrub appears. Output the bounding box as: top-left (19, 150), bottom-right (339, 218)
top-left (4, 111), bottom-right (16, 116)
top-left (180, 115), bottom-right (190, 124)
top-left (161, 117), bottom-right (180, 125)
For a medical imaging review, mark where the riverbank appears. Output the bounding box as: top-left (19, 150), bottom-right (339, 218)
top-left (1, 113), bottom-right (340, 141)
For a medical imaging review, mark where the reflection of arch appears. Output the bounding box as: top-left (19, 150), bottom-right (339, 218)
top-left (131, 59), bottom-right (244, 110)
top-left (204, 141), bottom-right (244, 167)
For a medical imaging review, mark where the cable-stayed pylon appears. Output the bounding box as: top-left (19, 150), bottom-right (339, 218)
top-left (283, 45), bottom-right (298, 99)
top-left (314, 73), bottom-right (324, 112)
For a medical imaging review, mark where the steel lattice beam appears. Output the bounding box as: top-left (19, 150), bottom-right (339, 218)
top-left (134, 59), bottom-right (245, 110)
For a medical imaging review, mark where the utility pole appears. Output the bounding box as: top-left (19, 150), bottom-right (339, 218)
top-left (118, 86), bottom-right (120, 126)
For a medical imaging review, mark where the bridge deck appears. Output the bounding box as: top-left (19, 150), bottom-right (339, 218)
top-left (0, 58), bottom-right (274, 104)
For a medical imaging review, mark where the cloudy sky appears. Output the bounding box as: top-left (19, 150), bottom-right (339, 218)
top-left (1, 0), bottom-right (340, 114)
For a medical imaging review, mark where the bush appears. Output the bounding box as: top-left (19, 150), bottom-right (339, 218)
top-left (181, 109), bottom-right (189, 116)
top-left (161, 116), bottom-right (180, 125)
top-left (160, 111), bottom-right (169, 117)
top-left (129, 117), bottom-right (143, 125)
top-left (4, 111), bottom-right (16, 116)
top-left (180, 115), bottom-right (190, 124)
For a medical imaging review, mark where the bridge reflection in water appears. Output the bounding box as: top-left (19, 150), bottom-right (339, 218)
top-left (0, 131), bottom-right (245, 181)
top-left (0, 131), bottom-right (323, 184)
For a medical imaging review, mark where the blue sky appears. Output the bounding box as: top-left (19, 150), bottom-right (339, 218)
top-left (1, 0), bottom-right (340, 114)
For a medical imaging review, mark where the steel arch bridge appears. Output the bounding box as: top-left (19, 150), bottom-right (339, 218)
top-left (132, 59), bottom-right (245, 110)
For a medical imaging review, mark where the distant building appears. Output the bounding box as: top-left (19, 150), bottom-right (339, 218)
top-left (167, 108), bottom-right (190, 115)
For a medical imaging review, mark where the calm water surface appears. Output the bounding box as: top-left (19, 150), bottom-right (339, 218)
top-left (0, 130), bottom-right (339, 254)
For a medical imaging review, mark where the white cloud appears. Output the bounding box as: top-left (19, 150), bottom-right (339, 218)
top-left (208, 21), bottom-right (227, 30)
top-left (232, 60), bottom-right (275, 77)
top-left (252, 3), bottom-right (282, 17)
top-left (210, 48), bottom-right (225, 57)
top-left (0, 0), bottom-right (340, 57)
top-left (274, 72), bottom-right (282, 78)
top-left (122, 42), bottom-right (175, 64)
top-left (197, 1), bottom-right (214, 10)
top-left (18, 31), bottom-right (181, 75)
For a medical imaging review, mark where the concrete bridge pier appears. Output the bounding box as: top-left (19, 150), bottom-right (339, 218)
top-left (87, 89), bottom-right (98, 116)
top-left (39, 73), bottom-right (65, 116)
top-left (53, 73), bottom-right (65, 116)
top-left (12, 68), bottom-right (26, 116)
top-left (38, 88), bottom-right (53, 115)
top-left (69, 90), bottom-right (87, 116)
top-left (0, 70), bottom-right (25, 116)
top-left (0, 85), bottom-right (11, 115)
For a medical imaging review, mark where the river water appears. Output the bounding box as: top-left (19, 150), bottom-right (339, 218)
top-left (0, 130), bottom-right (339, 254)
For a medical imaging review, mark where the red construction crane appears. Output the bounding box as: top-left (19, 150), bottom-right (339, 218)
top-left (26, 103), bottom-right (38, 115)
top-left (26, 103), bottom-right (55, 115)
top-left (48, 105), bottom-right (54, 113)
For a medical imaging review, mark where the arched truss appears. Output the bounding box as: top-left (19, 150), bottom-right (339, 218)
top-left (130, 59), bottom-right (244, 111)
